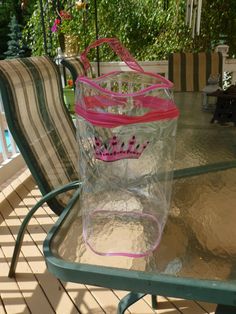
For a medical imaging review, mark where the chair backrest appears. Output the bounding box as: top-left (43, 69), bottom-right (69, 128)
top-left (168, 52), bottom-right (223, 92)
top-left (61, 56), bottom-right (94, 85)
top-left (0, 56), bottom-right (79, 215)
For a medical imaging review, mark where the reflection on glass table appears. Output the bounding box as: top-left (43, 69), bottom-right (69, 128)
top-left (44, 92), bottom-right (236, 314)
top-left (174, 92), bottom-right (236, 171)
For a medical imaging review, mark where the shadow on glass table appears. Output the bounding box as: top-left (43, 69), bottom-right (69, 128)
top-left (44, 92), bottom-right (236, 314)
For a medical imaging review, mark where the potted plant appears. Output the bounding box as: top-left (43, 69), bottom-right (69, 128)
top-left (51, 1), bottom-right (87, 56)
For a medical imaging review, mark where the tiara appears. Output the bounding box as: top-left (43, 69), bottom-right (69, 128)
top-left (93, 135), bottom-right (149, 162)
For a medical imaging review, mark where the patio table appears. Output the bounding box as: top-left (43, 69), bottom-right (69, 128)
top-left (44, 93), bottom-right (236, 313)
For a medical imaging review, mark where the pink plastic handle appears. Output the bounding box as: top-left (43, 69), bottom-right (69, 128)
top-left (80, 37), bottom-right (144, 73)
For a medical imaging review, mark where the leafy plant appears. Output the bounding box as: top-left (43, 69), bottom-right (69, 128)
top-left (23, 0), bottom-right (236, 60)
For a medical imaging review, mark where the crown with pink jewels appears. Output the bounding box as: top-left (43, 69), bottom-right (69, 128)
top-left (93, 135), bottom-right (149, 162)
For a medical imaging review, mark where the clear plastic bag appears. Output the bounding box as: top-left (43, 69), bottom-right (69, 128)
top-left (76, 38), bottom-right (179, 257)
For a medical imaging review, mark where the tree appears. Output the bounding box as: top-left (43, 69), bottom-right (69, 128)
top-left (0, 0), bottom-right (18, 59)
top-left (23, 0), bottom-right (236, 60)
top-left (194, 0), bottom-right (236, 57)
top-left (4, 15), bottom-right (28, 59)
top-left (0, 0), bottom-right (37, 59)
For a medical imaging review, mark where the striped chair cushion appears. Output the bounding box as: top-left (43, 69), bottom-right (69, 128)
top-left (168, 52), bottom-right (223, 92)
top-left (0, 56), bottom-right (79, 214)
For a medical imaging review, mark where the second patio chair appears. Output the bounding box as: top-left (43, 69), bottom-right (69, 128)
top-left (61, 55), bottom-right (94, 86)
top-left (168, 52), bottom-right (223, 92)
top-left (0, 56), bottom-right (81, 277)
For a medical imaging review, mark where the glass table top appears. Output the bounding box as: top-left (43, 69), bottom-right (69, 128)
top-left (174, 92), bottom-right (236, 169)
top-left (50, 92), bottom-right (236, 285)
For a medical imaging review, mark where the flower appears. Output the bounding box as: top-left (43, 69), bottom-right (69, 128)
top-left (60, 10), bottom-right (72, 20)
top-left (65, 78), bottom-right (74, 89)
top-left (51, 10), bottom-right (72, 33)
top-left (51, 18), bottom-right (61, 33)
top-left (51, 1), bottom-right (87, 36)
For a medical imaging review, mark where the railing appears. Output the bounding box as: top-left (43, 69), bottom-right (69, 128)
top-left (0, 94), bottom-right (25, 187)
top-left (0, 57), bottom-right (236, 185)
top-left (94, 60), bottom-right (168, 77)
top-left (95, 58), bottom-right (236, 84)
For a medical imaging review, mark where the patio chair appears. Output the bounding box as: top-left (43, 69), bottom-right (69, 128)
top-left (0, 56), bottom-right (81, 277)
top-left (61, 55), bottom-right (94, 87)
top-left (0, 55), bottom-right (158, 313)
top-left (168, 52), bottom-right (223, 92)
top-left (60, 56), bottom-right (94, 112)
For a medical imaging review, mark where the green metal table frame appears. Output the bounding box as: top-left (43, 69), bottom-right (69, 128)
top-left (43, 162), bottom-right (236, 314)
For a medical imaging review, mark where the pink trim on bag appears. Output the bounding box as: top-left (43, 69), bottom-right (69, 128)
top-left (77, 37), bottom-right (178, 128)
top-left (83, 210), bottom-right (162, 258)
top-left (76, 96), bottom-right (179, 128)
